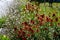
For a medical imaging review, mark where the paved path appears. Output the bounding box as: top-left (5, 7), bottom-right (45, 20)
top-left (0, 0), bottom-right (19, 18)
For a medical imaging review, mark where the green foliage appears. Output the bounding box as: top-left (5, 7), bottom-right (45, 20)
top-left (0, 34), bottom-right (10, 40)
top-left (0, 17), bottom-right (6, 28)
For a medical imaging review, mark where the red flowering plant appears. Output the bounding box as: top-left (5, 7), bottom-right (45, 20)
top-left (2, 1), bottom-right (60, 40)
top-left (7, 4), bottom-right (60, 39)
top-left (9, 13), bottom-right (60, 40)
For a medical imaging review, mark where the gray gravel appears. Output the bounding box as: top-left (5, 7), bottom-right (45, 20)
top-left (0, 0), bottom-right (20, 18)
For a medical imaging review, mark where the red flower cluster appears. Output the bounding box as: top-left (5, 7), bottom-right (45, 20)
top-left (13, 13), bottom-right (60, 40)
top-left (27, 34), bottom-right (31, 37)
top-left (17, 29), bottom-right (25, 38)
top-left (35, 14), bottom-right (54, 26)
top-left (22, 22), bottom-right (28, 26)
top-left (30, 20), bottom-right (35, 24)
top-left (46, 16), bottom-right (52, 22)
top-left (26, 3), bottom-right (34, 12)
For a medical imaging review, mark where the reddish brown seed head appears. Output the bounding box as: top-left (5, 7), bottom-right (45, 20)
top-left (55, 17), bottom-right (58, 22)
top-left (40, 14), bottom-right (45, 18)
top-left (52, 13), bottom-right (56, 17)
top-left (30, 20), bottom-right (35, 24)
